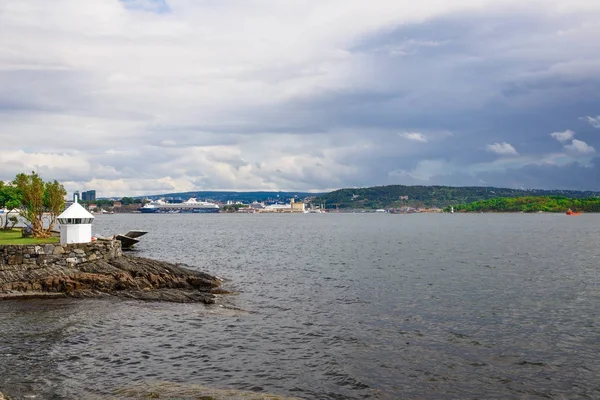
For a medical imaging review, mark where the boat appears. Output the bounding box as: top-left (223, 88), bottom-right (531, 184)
top-left (566, 209), bottom-right (581, 216)
top-left (140, 198), bottom-right (220, 214)
top-left (115, 234), bottom-right (139, 249)
top-left (303, 209), bottom-right (325, 214)
top-left (115, 230), bottom-right (148, 249)
top-left (123, 230), bottom-right (148, 239)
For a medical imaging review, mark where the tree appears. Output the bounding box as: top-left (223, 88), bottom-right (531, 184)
top-left (13, 172), bottom-right (66, 238)
top-left (120, 197), bottom-right (135, 205)
top-left (44, 180), bottom-right (67, 233)
top-left (0, 181), bottom-right (23, 230)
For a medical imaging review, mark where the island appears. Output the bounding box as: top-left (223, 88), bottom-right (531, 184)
top-left (445, 196), bottom-right (600, 213)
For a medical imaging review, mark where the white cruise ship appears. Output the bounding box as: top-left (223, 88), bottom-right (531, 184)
top-left (140, 198), bottom-right (220, 213)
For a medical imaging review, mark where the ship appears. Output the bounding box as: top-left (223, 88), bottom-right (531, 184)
top-left (140, 198), bottom-right (220, 213)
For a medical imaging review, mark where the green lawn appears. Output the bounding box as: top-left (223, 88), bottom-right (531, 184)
top-left (0, 228), bottom-right (60, 245)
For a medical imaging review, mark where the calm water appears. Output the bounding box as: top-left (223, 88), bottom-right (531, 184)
top-left (1, 213), bottom-right (599, 399)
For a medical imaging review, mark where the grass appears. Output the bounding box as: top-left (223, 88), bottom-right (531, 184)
top-left (0, 228), bottom-right (59, 245)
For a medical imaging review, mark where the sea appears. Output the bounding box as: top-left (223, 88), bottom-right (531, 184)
top-left (1, 213), bottom-right (599, 399)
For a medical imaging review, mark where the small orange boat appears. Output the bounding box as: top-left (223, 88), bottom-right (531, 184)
top-left (566, 209), bottom-right (581, 216)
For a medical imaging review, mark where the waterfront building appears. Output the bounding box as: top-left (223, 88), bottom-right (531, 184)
top-left (57, 196), bottom-right (95, 244)
top-left (290, 198), bottom-right (305, 212)
top-left (261, 199), bottom-right (306, 213)
top-left (248, 202), bottom-right (265, 210)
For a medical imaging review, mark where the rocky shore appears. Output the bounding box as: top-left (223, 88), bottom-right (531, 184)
top-left (0, 241), bottom-right (222, 303)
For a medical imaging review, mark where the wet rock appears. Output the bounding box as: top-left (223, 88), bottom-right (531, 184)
top-left (0, 255), bottom-right (221, 304)
top-left (114, 382), bottom-right (301, 400)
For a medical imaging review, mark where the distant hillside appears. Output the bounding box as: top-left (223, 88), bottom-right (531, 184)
top-left (135, 191), bottom-right (323, 203)
top-left (313, 185), bottom-right (600, 209)
top-left (449, 196), bottom-right (600, 213)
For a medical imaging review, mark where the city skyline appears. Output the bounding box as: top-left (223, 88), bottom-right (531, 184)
top-left (1, 1), bottom-right (599, 196)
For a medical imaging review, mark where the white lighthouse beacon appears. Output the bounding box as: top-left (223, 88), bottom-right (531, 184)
top-left (57, 195), bottom-right (95, 244)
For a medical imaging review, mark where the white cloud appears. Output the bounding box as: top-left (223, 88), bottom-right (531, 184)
top-left (564, 139), bottom-right (596, 155)
top-left (399, 132), bottom-right (428, 142)
top-left (1, 1), bottom-right (600, 193)
top-left (551, 129), bottom-right (575, 142)
top-left (582, 116), bottom-right (600, 128)
top-left (486, 142), bottom-right (519, 156)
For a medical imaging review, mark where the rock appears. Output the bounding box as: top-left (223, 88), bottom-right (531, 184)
top-left (114, 381), bottom-right (302, 400)
top-left (7, 254), bottom-right (23, 265)
top-left (0, 254), bottom-right (221, 304)
top-left (43, 244), bottom-right (55, 254)
top-left (53, 246), bottom-right (65, 255)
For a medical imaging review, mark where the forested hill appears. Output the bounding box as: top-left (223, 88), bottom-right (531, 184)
top-left (313, 185), bottom-right (600, 209)
top-left (449, 196), bottom-right (600, 213)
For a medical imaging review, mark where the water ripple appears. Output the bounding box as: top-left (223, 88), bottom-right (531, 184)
top-left (1, 213), bottom-right (599, 399)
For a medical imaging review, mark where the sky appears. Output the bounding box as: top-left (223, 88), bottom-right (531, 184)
top-left (1, 0), bottom-right (599, 197)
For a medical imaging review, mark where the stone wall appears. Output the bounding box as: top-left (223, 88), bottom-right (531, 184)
top-left (0, 240), bottom-right (122, 268)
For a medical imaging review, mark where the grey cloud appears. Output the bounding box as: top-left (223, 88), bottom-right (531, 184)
top-left (2, 2), bottom-right (600, 195)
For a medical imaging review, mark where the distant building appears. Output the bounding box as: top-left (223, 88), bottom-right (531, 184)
top-left (81, 190), bottom-right (96, 202)
top-left (73, 191), bottom-right (80, 203)
top-left (261, 199), bottom-right (305, 213)
top-left (290, 198), bottom-right (305, 212)
top-left (249, 202), bottom-right (265, 210)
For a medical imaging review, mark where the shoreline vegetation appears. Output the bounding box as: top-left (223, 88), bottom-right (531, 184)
top-left (446, 196), bottom-right (600, 213)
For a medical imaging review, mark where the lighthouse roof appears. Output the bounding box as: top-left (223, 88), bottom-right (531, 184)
top-left (58, 201), bottom-right (95, 220)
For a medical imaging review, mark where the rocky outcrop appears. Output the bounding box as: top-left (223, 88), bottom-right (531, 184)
top-left (0, 249), bottom-right (222, 303)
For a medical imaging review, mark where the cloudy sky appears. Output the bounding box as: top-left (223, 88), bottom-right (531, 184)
top-left (1, 0), bottom-right (599, 196)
